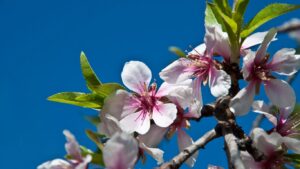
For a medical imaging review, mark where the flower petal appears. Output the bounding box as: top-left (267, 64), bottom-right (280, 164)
top-left (242, 31), bottom-right (276, 50)
top-left (189, 43), bottom-right (206, 56)
top-left (251, 128), bottom-right (281, 155)
top-left (281, 137), bottom-right (300, 154)
top-left (152, 102), bottom-right (177, 128)
top-left (138, 125), bottom-right (168, 147)
top-left (103, 132), bottom-right (138, 169)
top-left (242, 51), bottom-right (256, 80)
top-left (159, 58), bottom-right (193, 83)
top-left (63, 130), bottom-right (82, 161)
top-left (264, 79), bottom-right (296, 109)
top-left (208, 67), bottom-right (231, 97)
top-left (204, 25), bottom-right (231, 61)
top-left (255, 29), bottom-right (277, 64)
top-left (230, 83), bottom-right (256, 116)
top-left (119, 111), bottom-right (151, 135)
top-left (121, 61), bottom-right (152, 94)
top-left (178, 129), bottom-right (198, 167)
top-left (139, 143), bottom-right (164, 165)
top-left (252, 100), bottom-right (277, 126)
top-left (269, 48), bottom-right (300, 76)
top-left (37, 159), bottom-right (73, 169)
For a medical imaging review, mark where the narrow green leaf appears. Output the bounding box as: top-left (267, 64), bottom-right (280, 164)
top-left (48, 92), bottom-right (102, 109)
top-left (168, 46), bottom-right (186, 58)
top-left (241, 3), bottom-right (300, 38)
top-left (80, 146), bottom-right (105, 166)
top-left (94, 83), bottom-right (124, 97)
top-left (85, 129), bottom-right (105, 150)
top-left (213, 0), bottom-right (232, 17)
top-left (233, 0), bottom-right (249, 27)
top-left (205, 3), bottom-right (219, 26)
top-left (80, 52), bottom-right (102, 91)
top-left (85, 115), bottom-right (101, 126)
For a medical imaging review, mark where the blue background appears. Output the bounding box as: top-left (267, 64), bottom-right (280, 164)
top-left (0, 0), bottom-right (300, 168)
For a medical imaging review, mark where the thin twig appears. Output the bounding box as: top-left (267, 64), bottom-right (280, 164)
top-left (159, 129), bottom-right (219, 169)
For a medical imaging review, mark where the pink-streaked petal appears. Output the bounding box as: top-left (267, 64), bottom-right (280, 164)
top-left (242, 31), bottom-right (276, 50)
top-left (121, 95), bottom-right (140, 118)
top-left (119, 111), bottom-right (151, 135)
top-left (139, 143), bottom-right (164, 165)
top-left (208, 67), bottom-right (231, 97)
top-left (230, 83), bottom-right (256, 116)
top-left (189, 43), bottom-right (206, 56)
top-left (269, 48), bottom-right (300, 76)
top-left (138, 125), bottom-right (168, 147)
top-left (281, 137), bottom-right (300, 154)
top-left (152, 102), bottom-right (177, 128)
top-left (103, 132), bottom-right (138, 169)
top-left (121, 61), bottom-right (152, 94)
top-left (252, 100), bottom-right (277, 126)
top-left (204, 25), bottom-right (231, 61)
top-left (159, 58), bottom-right (193, 84)
top-left (63, 130), bottom-right (82, 161)
top-left (37, 159), bottom-right (73, 169)
top-left (156, 79), bottom-right (193, 99)
top-left (178, 129), bottom-right (198, 167)
top-left (242, 51), bottom-right (256, 80)
top-left (255, 29), bottom-right (277, 64)
top-left (264, 79), bottom-right (296, 109)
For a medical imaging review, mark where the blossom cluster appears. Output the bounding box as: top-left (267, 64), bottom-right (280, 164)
top-left (39, 1), bottom-right (300, 169)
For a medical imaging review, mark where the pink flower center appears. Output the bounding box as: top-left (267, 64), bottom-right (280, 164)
top-left (185, 54), bottom-right (211, 80)
top-left (260, 150), bottom-right (285, 169)
top-left (276, 113), bottom-right (300, 137)
top-left (134, 83), bottom-right (159, 119)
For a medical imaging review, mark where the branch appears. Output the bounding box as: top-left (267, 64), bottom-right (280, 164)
top-left (159, 129), bottom-right (219, 169)
top-left (224, 133), bottom-right (246, 169)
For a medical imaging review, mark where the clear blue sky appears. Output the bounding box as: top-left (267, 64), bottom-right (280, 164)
top-left (0, 0), bottom-right (299, 168)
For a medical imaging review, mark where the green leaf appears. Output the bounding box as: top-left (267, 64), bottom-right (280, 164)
top-left (85, 115), bottom-right (101, 126)
top-left (80, 146), bottom-right (105, 166)
top-left (85, 129), bottom-right (106, 150)
top-left (233, 0), bottom-right (249, 27)
top-left (80, 52), bottom-right (102, 91)
top-left (48, 92), bottom-right (102, 109)
top-left (241, 3), bottom-right (300, 38)
top-left (213, 0), bottom-right (232, 17)
top-left (205, 3), bottom-right (219, 27)
top-left (168, 46), bottom-right (186, 58)
top-left (209, 3), bottom-right (239, 63)
top-left (94, 83), bottom-right (124, 97)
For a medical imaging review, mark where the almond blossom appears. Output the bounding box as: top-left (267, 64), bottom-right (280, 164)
top-left (37, 130), bottom-right (91, 169)
top-left (103, 132), bottom-right (138, 169)
top-left (252, 101), bottom-right (300, 153)
top-left (99, 89), bottom-right (167, 164)
top-left (159, 24), bottom-right (272, 98)
top-left (230, 29), bottom-right (300, 115)
top-left (118, 61), bottom-right (177, 135)
top-left (241, 128), bottom-right (287, 169)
